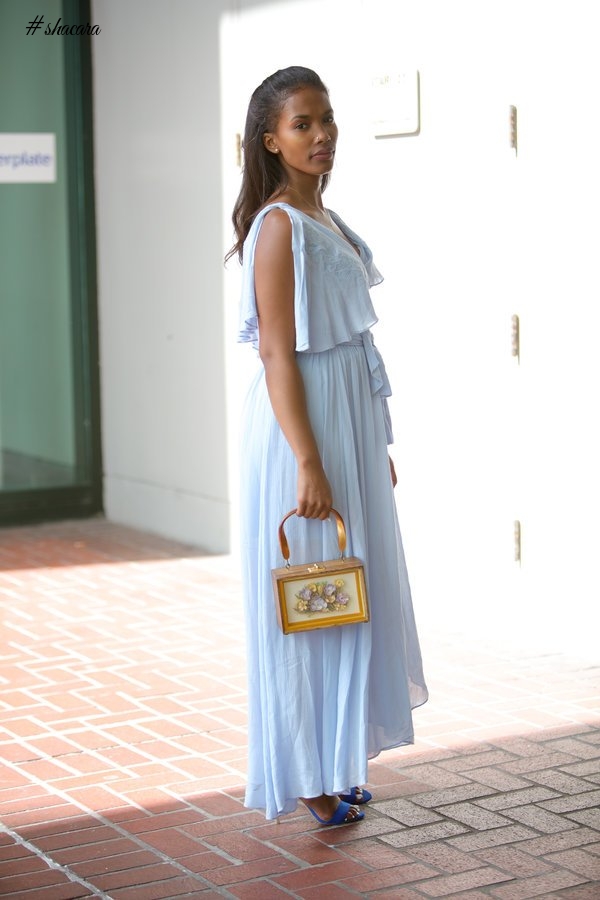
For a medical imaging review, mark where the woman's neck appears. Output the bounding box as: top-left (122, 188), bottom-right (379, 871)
top-left (271, 185), bottom-right (332, 226)
top-left (284, 185), bottom-right (323, 212)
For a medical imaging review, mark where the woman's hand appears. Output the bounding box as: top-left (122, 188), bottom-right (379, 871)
top-left (389, 455), bottom-right (397, 489)
top-left (297, 459), bottom-right (332, 519)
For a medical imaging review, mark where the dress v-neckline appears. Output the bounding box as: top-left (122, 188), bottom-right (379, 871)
top-left (270, 202), bottom-right (362, 260)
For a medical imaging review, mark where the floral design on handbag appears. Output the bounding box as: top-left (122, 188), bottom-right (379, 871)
top-left (295, 579), bottom-right (350, 616)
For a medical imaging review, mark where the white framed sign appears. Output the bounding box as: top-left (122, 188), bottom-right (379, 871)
top-left (0, 133), bottom-right (56, 183)
top-left (371, 71), bottom-right (420, 138)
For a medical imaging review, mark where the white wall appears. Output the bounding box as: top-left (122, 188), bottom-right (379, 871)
top-left (92, 0), bottom-right (229, 552)
top-left (354, 0), bottom-right (600, 657)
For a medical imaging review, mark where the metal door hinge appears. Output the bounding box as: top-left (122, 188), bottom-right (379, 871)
top-left (509, 105), bottom-right (518, 155)
top-left (511, 314), bottom-right (520, 363)
top-left (514, 519), bottom-right (522, 564)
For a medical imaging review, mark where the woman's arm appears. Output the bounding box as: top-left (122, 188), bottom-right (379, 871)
top-left (254, 209), bottom-right (332, 519)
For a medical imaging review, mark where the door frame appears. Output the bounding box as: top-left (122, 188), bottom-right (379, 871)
top-left (0, 0), bottom-right (102, 525)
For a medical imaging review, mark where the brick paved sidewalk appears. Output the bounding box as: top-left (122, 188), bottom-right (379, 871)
top-left (0, 518), bottom-right (598, 899)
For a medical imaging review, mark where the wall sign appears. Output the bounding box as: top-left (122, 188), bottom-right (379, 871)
top-left (371, 71), bottom-right (420, 138)
top-left (0, 133), bottom-right (56, 183)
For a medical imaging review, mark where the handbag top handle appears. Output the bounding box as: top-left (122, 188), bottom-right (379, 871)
top-left (278, 508), bottom-right (347, 565)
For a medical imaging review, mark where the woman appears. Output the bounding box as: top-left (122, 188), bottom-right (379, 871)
top-left (229, 66), bottom-right (427, 826)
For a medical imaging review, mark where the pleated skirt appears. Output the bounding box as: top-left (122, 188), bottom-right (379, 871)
top-left (240, 342), bottom-right (428, 820)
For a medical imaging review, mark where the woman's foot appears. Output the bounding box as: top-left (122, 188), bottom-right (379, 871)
top-left (301, 794), bottom-right (364, 826)
top-left (338, 786), bottom-right (372, 805)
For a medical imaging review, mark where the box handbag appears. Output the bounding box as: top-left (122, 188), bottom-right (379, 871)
top-left (271, 508), bottom-right (369, 634)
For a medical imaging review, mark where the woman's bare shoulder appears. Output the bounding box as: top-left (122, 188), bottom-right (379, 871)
top-left (255, 206), bottom-right (292, 254)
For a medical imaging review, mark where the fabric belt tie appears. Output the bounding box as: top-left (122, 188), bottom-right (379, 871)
top-left (345, 332), bottom-right (392, 399)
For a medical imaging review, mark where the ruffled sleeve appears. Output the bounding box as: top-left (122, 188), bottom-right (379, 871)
top-left (238, 204), bottom-right (309, 350)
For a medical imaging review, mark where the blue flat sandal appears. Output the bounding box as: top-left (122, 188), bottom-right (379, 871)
top-left (306, 799), bottom-right (364, 826)
top-left (338, 786), bottom-right (372, 805)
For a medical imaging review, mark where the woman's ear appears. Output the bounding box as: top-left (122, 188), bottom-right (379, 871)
top-left (263, 133), bottom-right (279, 154)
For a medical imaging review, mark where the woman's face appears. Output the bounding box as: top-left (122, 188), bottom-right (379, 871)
top-left (264, 86), bottom-right (338, 180)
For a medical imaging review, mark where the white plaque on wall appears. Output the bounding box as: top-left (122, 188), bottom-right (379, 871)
top-left (0, 133), bottom-right (56, 183)
top-left (371, 71), bottom-right (420, 138)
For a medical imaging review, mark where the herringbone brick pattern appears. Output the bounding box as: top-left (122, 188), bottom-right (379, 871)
top-left (0, 518), bottom-right (598, 898)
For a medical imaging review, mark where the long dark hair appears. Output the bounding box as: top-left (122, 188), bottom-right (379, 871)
top-left (225, 66), bottom-right (330, 263)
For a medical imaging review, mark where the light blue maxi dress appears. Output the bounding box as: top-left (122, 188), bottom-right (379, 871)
top-left (238, 203), bottom-right (428, 820)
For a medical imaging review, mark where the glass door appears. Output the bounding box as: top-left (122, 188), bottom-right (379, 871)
top-left (0, 0), bottom-right (101, 522)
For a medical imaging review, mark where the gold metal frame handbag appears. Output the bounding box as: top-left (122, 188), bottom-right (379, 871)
top-left (271, 508), bottom-right (369, 634)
